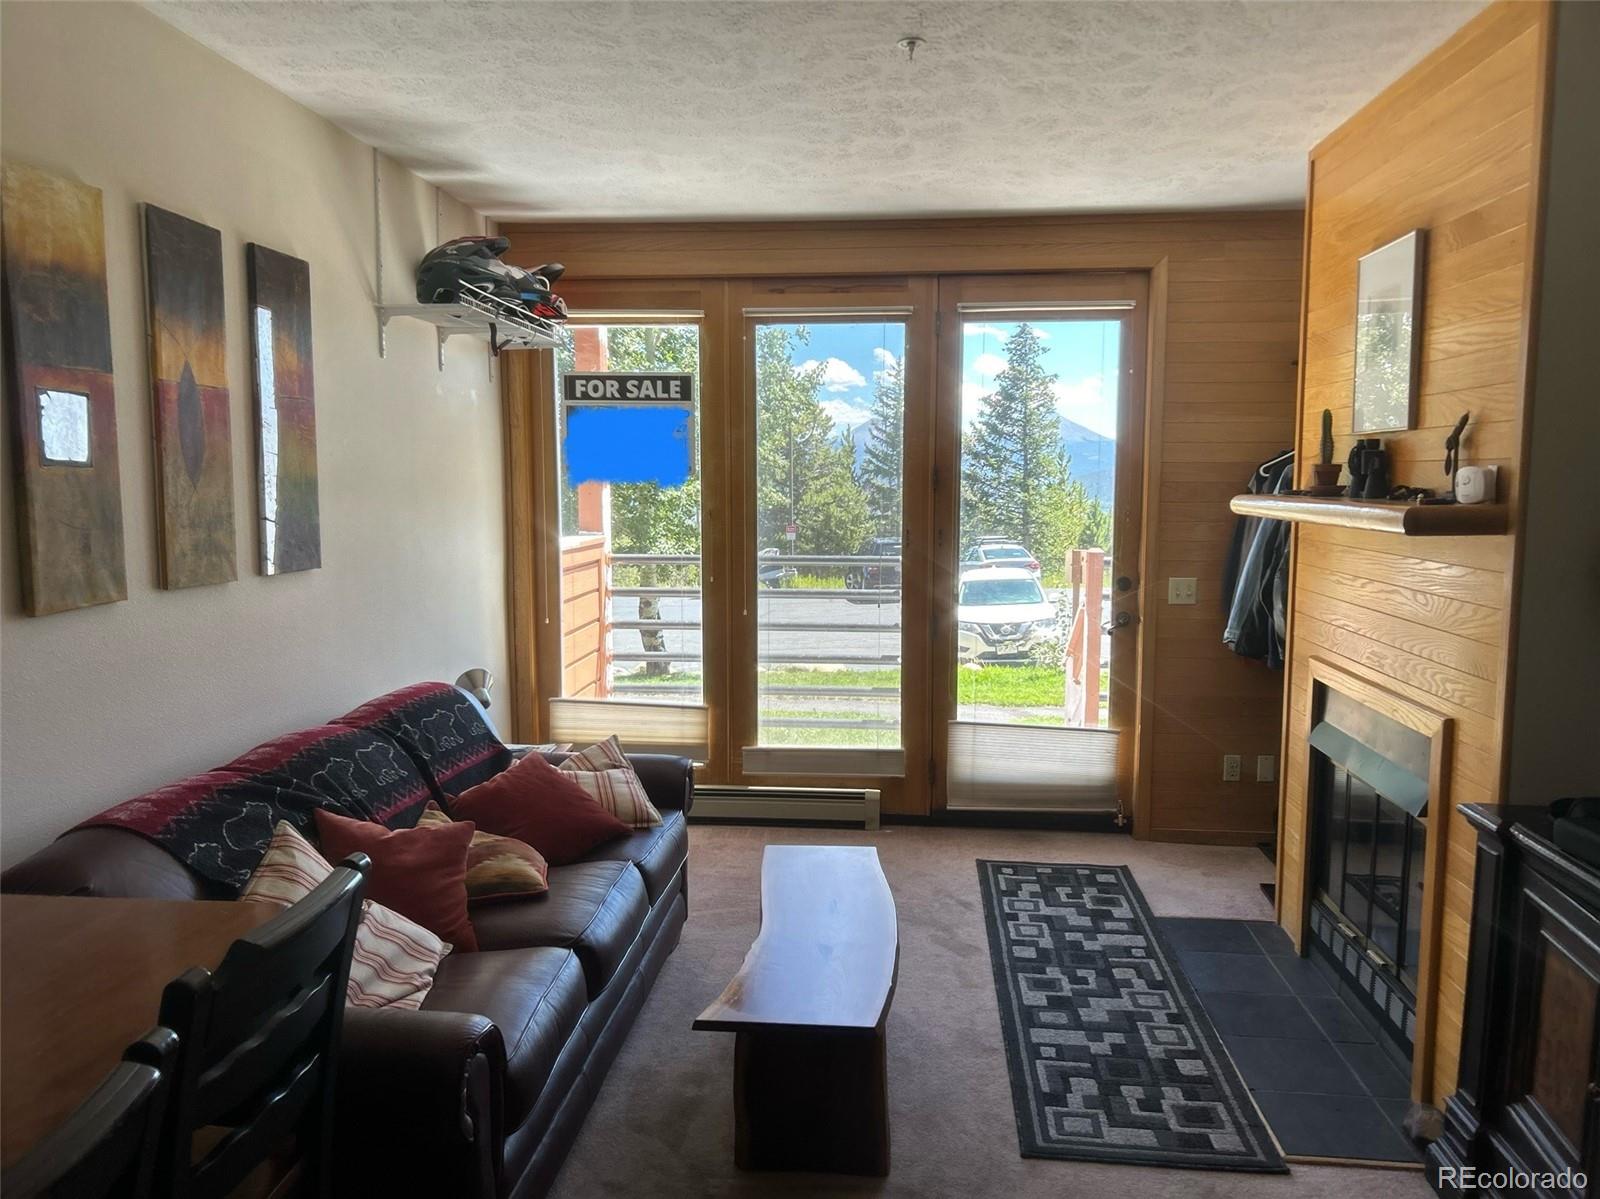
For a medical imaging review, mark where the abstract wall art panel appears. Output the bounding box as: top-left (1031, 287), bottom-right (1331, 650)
top-left (1, 162), bottom-right (128, 615)
top-left (246, 243), bottom-right (320, 575)
top-left (144, 205), bottom-right (236, 588)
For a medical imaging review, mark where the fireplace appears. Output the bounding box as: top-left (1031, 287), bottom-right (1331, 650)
top-left (1308, 686), bottom-right (1433, 1055)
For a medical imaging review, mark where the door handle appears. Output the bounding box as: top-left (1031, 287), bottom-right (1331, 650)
top-left (1102, 612), bottom-right (1133, 634)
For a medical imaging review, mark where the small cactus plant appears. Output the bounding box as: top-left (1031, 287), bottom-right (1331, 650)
top-left (1319, 408), bottom-right (1335, 466)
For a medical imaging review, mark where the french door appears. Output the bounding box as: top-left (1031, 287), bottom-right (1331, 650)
top-left (519, 272), bottom-right (1147, 818)
top-left (933, 274), bottom-right (1149, 820)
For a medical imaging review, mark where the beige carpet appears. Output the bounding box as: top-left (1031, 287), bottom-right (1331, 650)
top-left (550, 823), bottom-right (1432, 1198)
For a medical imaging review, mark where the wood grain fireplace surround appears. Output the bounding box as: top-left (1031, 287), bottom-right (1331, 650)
top-left (1286, 658), bottom-right (1453, 1104)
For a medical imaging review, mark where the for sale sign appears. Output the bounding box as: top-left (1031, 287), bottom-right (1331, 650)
top-left (561, 372), bottom-right (696, 488)
top-left (562, 372), bottom-right (692, 404)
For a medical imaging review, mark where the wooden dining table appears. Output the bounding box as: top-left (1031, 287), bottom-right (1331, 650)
top-left (1, 893), bottom-right (276, 1170)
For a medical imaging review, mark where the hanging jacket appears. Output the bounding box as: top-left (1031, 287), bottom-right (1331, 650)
top-left (1223, 454), bottom-right (1293, 666)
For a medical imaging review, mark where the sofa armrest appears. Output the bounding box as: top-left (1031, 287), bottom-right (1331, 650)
top-left (334, 1008), bottom-right (505, 1199)
top-left (626, 754), bottom-right (695, 815)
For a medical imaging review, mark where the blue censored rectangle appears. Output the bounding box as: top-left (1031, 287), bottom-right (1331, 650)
top-left (564, 405), bottom-right (694, 487)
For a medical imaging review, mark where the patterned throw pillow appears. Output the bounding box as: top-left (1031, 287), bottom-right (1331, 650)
top-left (415, 801), bottom-right (549, 903)
top-left (242, 821), bottom-right (449, 1011)
top-left (558, 737), bottom-right (662, 829)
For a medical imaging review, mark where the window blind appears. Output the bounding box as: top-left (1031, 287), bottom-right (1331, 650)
top-left (547, 697), bottom-right (709, 761)
top-left (946, 721), bottom-right (1119, 812)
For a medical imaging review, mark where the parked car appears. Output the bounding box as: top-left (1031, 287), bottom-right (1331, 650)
top-left (757, 547), bottom-right (797, 588)
top-left (845, 536), bottom-right (902, 602)
top-left (963, 537), bottom-right (1042, 579)
top-left (957, 567), bottom-right (1058, 662)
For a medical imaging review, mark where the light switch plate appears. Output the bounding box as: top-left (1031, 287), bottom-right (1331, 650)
top-left (1256, 754), bottom-right (1276, 783)
top-left (1222, 754), bottom-right (1242, 782)
top-left (1168, 577), bottom-right (1198, 605)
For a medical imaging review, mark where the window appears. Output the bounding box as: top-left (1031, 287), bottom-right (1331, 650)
top-left (751, 320), bottom-right (906, 751)
top-left (954, 318), bottom-right (1121, 729)
top-left (550, 323), bottom-right (708, 757)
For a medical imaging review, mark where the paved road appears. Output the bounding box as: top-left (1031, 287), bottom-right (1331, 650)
top-left (611, 593), bottom-right (903, 665)
top-left (608, 589), bottom-right (1112, 673)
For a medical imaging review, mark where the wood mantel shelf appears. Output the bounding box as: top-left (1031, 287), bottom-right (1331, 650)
top-left (1229, 493), bottom-right (1509, 536)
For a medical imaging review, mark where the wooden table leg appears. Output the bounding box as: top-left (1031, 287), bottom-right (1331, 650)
top-left (733, 1025), bottom-right (889, 1176)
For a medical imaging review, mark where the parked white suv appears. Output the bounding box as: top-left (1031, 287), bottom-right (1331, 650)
top-left (962, 538), bottom-right (1042, 579)
top-left (957, 567), bottom-right (1058, 662)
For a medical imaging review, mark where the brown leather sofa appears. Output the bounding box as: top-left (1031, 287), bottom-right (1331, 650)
top-left (1, 690), bottom-right (691, 1199)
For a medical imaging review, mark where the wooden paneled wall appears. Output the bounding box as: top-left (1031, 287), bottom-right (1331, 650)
top-left (501, 212), bottom-right (1301, 839)
top-left (1277, 0), bottom-right (1550, 1105)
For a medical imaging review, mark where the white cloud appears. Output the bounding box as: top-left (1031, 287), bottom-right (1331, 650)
top-left (795, 357), bottom-right (866, 393)
top-left (870, 346), bottom-right (899, 386)
top-left (970, 352), bottom-right (1008, 381)
top-left (1052, 375), bottom-right (1117, 439)
top-left (962, 323), bottom-right (1049, 340)
top-left (959, 381), bottom-right (989, 429)
top-left (821, 399), bottom-right (873, 429)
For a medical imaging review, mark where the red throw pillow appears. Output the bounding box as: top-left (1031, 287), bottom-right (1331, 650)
top-left (449, 752), bottom-right (630, 866)
top-left (313, 808), bottom-right (479, 952)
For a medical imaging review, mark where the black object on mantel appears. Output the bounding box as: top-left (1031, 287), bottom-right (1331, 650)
top-left (1347, 438), bottom-right (1391, 500)
top-left (1427, 803), bottom-right (1600, 1197)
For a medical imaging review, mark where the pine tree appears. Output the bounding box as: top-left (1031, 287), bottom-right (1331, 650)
top-left (962, 324), bottom-right (1067, 556)
top-left (754, 326), bottom-right (868, 555)
top-left (857, 355), bottom-right (904, 536)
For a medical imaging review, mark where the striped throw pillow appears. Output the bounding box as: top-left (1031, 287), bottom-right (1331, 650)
top-left (415, 801), bottom-right (549, 902)
top-left (558, 737), bottom-right (662, 829)
top-left (242, 821), bottom-right (449, 1010)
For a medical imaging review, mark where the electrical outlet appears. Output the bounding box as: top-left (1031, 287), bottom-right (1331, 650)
top-left (1222, 754), bottom-right (1242, 782)
top-left (1167, 577), bottom-right (1198, 605)
top-left (1256, 754), bottom-right (1277, 783)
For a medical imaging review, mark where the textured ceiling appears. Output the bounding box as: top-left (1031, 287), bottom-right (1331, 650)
top-left (149, 0), bottom-right (1484, 220)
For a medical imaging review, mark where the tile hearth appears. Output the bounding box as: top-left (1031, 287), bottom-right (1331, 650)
top-left (1158, 917), bottom-right (1420, 1164)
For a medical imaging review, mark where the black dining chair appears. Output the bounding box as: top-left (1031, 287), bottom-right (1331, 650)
top-left (3, 1026), bottom-right (178, 1199)
top-left (150, 855), bottom-right (368, 1199)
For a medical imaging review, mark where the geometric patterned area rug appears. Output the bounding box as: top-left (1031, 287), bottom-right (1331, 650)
top-left (978, 861), bottom-right (1288, 1173)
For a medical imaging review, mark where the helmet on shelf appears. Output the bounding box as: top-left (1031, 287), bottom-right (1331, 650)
top-left (521, 262), bottom-right (568, 322)
top-left (414, 237), bottom-right (568, 322)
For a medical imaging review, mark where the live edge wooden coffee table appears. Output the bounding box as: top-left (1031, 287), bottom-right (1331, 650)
top-left (694, 845), bottom-right (899, 1176)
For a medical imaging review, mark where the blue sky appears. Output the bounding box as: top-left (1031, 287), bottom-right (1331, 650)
top-left (783, 318), bottom-right (1122, 440)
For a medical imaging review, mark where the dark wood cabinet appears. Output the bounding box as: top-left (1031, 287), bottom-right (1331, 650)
top-left (1430, 804), bottom-right (1600, 1197)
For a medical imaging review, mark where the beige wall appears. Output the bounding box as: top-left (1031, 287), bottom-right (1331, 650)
top-left (0, 2), bottom-right (507, 865)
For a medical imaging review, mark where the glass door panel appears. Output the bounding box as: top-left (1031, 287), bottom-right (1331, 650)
top-left (956, 318), bottom-right (1120, 726)
top-left (550, 323), bottom-right (707, 754)
top-left (948, 309), bottom-right (1134, 812)
top-left (750, 320), bottom-right (906, 752)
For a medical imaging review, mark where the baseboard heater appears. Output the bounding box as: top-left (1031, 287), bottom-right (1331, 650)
top-left (690, 785), bottom-right (880, 830)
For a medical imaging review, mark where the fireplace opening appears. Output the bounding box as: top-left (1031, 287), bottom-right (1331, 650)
top-left (1309, 688), bottom-right (1431, 1059)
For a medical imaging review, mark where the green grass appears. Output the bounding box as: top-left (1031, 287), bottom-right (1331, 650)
top-left (757, 708), bottom-right (900, 747)
top-left (955, 664), bottom-right (1065, 708)
top-left (618, 663), bottom-right (1069, 708)
top-left (787, 572), bottom-right (845, 590)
